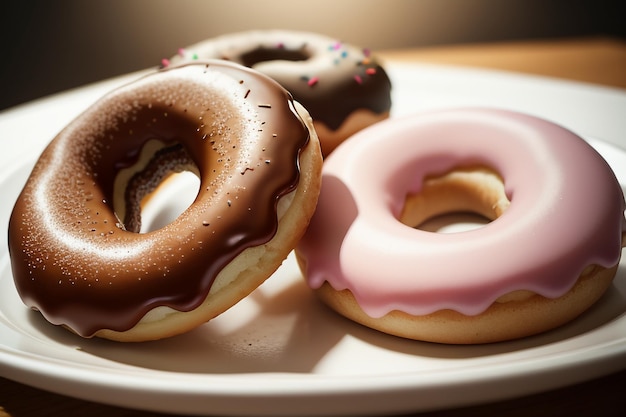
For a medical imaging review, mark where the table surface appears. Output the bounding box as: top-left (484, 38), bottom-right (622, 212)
top-left (1, 36), bottom-right (625, 417)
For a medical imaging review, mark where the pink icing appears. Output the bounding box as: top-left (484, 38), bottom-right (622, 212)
top-left (297, 108), bottom-right (626, 318)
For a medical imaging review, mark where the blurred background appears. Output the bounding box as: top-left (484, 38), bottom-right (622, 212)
top-left (1, 0), bottom-right (624, 110)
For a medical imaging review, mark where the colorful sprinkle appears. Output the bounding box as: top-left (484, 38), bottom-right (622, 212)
top-left (177, 48), bottom-right (185, 57)
top-left (160, 58), bottom-right (170, 68)
top-left (329, 41), bottom-right (342, 51)
top-left (354, 74), bottom-right (363, 84)
top-left (307, 76), bottom-right (319, 87)
top-left (277, 42), bottom-right (285, 49)
top-left (363, 48), bottom-right (371, 57)
top-left (366, 67), bottom-right (377, 75)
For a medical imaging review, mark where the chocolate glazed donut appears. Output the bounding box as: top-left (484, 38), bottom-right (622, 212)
top-left (169, 30), bottom-right (392, 156)
top-left (8, 60), bottom-right (323, 341)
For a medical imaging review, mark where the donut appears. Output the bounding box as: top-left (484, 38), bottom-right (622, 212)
top-left (8, 60), bottom-right (323, 342)
top-left (168, 30), bottom-right (392, 157)
top-left (296, 108), bottom-right (626, 344)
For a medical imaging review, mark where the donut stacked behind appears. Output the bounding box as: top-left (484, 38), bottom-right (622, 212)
top-left (168, 30), bottom-right (392, 157)
top-left (8, 60), bottom-right (323, 342)
top-left (296, 108), bottom-right (626, 344)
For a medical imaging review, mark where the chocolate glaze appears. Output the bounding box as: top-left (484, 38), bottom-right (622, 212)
top-left (8, 61), bottom-right (310, 337)
top-left (170, 30), bottom-right (392, 130)
top-left (272, 61), bottom-right (392, 130)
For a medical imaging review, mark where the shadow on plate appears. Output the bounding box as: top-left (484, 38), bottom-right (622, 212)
top-left (27, 262), bottom-right (626, 373)
top-left (27, 272), bottom-right (347, 374)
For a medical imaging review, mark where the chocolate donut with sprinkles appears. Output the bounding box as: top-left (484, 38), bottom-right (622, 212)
top-left (167, 30), bottom-right (392, 157)
top-left (8, 60), bottom-right (323, 342)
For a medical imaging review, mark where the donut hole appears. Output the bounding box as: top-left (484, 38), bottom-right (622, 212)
top-left (139, 171), bottom-right (201, 233)
top-left (113, 140), bottom-right (200, 233)
top-left (240, 47), bottom-right (310, 67)
top-left (418, 212), bottom-right (491, 233)
top-left (399, 166), bottom-right (510, 233)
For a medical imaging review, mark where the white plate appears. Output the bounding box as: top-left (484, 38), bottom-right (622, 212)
top-left (1, 63), bottom-right (625, 416)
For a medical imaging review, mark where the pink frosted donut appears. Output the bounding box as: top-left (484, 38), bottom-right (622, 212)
top-left (296, 108), bottom-right (626, 344)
